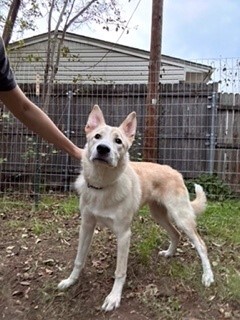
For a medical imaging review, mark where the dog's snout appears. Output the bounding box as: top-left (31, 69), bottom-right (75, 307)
top-left (97, 144), bottom-right (110, 155)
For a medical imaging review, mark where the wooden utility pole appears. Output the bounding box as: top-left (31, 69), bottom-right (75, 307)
top-left (143, 0), bottom-right (163, 162)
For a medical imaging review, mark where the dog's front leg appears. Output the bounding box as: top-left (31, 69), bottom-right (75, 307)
top-left (102, 228), bottom-right (131, 312)
top-left (58, 214), bottom-right (96, 290)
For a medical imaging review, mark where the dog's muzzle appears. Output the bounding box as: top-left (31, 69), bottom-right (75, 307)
top-left (92, 143), bottom-right (112, 165)
top-left (97, 144), bottom-right (110, 156)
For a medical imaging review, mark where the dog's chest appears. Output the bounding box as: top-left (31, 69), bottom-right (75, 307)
top-left (80, 186), bottom-right (131, 231)
top-left (75, 166), bottom-right (142, 228)
top-left (81, 184), bottom-right (128, 214)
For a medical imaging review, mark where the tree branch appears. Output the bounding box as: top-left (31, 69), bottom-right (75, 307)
top-left (65, 0), bottom-right (97, 30)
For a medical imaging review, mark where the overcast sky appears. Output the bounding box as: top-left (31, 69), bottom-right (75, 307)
top-left (19, 0), bottom-right (240, 61)
top-left (80, 0), bottom-right (240, 60)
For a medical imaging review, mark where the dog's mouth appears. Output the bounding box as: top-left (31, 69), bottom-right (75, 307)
top-left (92, 157), bottom-right (112, 166)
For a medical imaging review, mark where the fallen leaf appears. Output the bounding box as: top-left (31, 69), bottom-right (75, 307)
top-left (219, 308), bottom-right (225, 314)
top-left (35, 238), bottom-right (41, 244)
top-left (224, 311), bottom-right (232, 319)
top-left (20, 281), bottom-right (31, 286)
top-left (6, 246), bottom-right (15, 253)
top-left (45, 268), bottom-right (53, 275)
top-left (43, 259), bottom-right (55, 266)
top-left (24, 287), bottom-right (31, 299)
top-left (12, 290), bottom-right (24, 297)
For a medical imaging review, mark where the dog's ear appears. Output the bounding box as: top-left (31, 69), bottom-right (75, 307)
top-left (85, 105), bottom-right (105, 134)
top-left (119, 112), bottom-right (137, 143)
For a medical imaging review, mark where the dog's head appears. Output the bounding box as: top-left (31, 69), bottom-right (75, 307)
top-left (84, 105), bottom-right (137, 168)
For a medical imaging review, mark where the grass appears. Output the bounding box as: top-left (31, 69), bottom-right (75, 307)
top-left (1, 195), bottom-right (240, 319)
top-left (131, 208), bottom-right (162, 265)
top-left (0, 194), bottom-right (78, 216)
top-left (1, 194), bottom-right (79, 235)
top-left (199, 200), bottom-right (240, 244)
top-left (38, 194), bottom-right (79, 217)
top-left (132, 199), bottom-right (240, 315)
top-left (227, 270), bottom-right (240, 300)
top-left (201, 202), bottom-right (240, 303)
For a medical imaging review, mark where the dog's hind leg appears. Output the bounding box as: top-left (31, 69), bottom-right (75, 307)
top-left (166, 202), bottom-right (214, 287)
top-left (58, 213), bottom-right (96, 290)
top-left (149, 202), bottom-right (181, 257)
top-left (102, 228), bottom-right (131, 312)
top-left (180, 223), bottom-right (214, 287)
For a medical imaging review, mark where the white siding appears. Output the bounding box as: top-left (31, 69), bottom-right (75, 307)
top-left (8, 34), bottom-right (211, 85)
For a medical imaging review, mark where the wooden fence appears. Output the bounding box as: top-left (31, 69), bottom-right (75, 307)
top-left (0, 82), bottom-right (239, 195)
top-left (215, 93), bottom-right (240, 194)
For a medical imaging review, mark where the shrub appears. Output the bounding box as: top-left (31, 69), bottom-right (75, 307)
top-left (186, 174), bottom-right (235, 201)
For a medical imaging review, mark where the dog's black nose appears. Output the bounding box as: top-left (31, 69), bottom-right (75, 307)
top-left (97, 144), bottom-right (110, 155)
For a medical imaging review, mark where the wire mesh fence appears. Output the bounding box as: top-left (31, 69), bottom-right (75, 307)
top-left (0, 49), bottom-right (239, 205)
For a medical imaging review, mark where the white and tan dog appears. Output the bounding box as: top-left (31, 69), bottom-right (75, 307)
top-left (58, 105), bottom-right (214, 311)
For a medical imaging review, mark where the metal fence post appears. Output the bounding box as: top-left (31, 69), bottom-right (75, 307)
top-left (34, 74), bottom-right (41, 209)
top-left (64, 90), bottom-right (73, 192)
top-left (207, 91), bottom-right (217, 174)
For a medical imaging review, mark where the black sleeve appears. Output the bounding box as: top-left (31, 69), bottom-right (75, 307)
top-left (0, 37), bottom-right (17, 91)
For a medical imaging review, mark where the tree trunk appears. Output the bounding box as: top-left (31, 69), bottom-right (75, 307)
top-left (2, 0), bottom-right (21, 46)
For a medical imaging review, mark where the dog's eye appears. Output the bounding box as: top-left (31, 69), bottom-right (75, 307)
top-left (94, 134), bottom-right (101, 139)
top-left (115, 138), bottom-right (122, 144)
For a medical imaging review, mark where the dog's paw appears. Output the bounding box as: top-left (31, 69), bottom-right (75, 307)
top-left (58, 278), bottom-right (76, 290)
top-left (102, 293), bottom-right (121, 312)
top-left (202, 272), bottom-right (214, 287)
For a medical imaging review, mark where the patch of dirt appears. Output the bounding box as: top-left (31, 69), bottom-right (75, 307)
top-left (0, 207), bottom-right (239, 320)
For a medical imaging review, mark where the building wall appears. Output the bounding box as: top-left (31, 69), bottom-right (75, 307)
top-left (8, 37), bottom-right (188, 85)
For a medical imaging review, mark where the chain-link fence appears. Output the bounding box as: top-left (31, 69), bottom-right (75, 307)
top-left (1, 45), bottom-right (239, 204)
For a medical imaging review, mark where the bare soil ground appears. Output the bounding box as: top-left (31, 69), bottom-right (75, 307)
top-left (0, 198), bottom-right (239, 320)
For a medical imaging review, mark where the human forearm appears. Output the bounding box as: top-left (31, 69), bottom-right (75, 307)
top-left (0, 86), bottom-right (83, 159)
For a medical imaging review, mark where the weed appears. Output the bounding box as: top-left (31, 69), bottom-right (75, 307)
top-left (30, 218), bottom-right (47, 236)
top-left (0, 196), bottom-right (32, 213)
top-left (6, 219), bottom-right (26, 230)
top-left (137, 285), bottom-right (184, 320)
top-left (186, 174), bottom-right (235, 200)
top-left (167, 260), bottom-right (197, 283)
top-left (38, 195), bottom-right (78, 217)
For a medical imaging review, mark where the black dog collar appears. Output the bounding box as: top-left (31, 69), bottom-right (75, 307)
top-left (87, 183), bottom-right (103, 190)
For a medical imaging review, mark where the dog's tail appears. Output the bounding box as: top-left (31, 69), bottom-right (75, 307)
top-left (191, 184), bottom-right (207, 216)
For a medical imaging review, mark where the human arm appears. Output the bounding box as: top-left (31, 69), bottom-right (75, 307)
top-left (0, 85), bottom-right (83, 160)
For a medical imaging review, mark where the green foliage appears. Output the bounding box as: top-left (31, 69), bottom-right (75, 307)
top-left (0, 157), bottom-right (7, 164)
top-left (130, 131), bottom-right (143, 161)
top-left (186, 174), bottom-right (235, 201)
top-left (0, 0), bottom-right (42, 36)
top-left (24, 54), bottom-right (43, 62)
